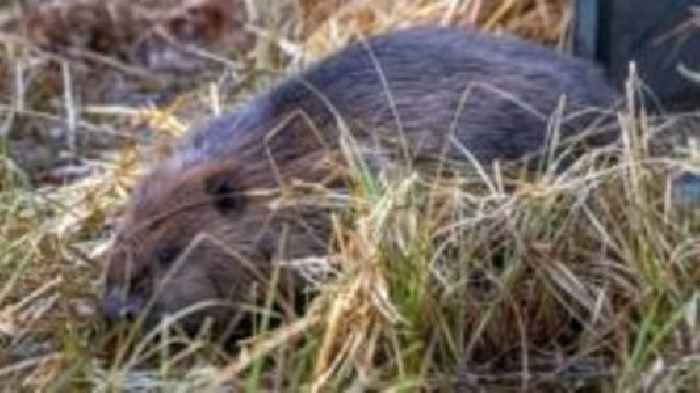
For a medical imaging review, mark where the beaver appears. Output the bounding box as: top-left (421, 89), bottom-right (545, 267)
top-left (101, 27), bottom-right (617, 335)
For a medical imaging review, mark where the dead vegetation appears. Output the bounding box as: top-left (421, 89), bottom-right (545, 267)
top-left (0, 0), bottom-right (698, 392)
top-left (300, 0), bottom-right (569, 59)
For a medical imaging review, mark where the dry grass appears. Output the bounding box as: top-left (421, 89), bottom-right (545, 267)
top-left (1, 0), bottom-right (699, 392)
top-left (300, 0), bottom-right (569, 60)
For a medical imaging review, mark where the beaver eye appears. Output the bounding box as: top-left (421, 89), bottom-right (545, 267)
top-left (204, 172), bottom-right (245, 213)
top-left (156, 247), bottom-right (180, 267)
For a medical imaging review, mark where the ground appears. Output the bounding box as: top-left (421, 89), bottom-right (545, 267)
top-left (0, 1), bottom-right (698, 392)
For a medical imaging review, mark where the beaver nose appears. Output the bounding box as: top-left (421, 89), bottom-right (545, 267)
top-left (101, 290), bottom-right (144, 322)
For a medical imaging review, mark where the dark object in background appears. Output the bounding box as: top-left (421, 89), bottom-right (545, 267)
top-left (673, 172), bottom-right (700, 209)
top-left (574, 1), bottom-right (700, 211)
top-left (573, 0), bottom-right (700, 111)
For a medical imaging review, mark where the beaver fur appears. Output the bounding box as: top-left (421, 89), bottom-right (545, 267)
top-left (101, 27), bottom-right (617, 335)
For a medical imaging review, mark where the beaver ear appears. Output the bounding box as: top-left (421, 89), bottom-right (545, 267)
top-left (204, 171), bottom-right (245, 213)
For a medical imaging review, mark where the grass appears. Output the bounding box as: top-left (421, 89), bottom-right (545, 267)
top-left (1, 0), bottom-right (699, 392)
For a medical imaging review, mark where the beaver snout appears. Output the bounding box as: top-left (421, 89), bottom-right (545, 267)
top-left (100, 288), bottom-right (145, 322)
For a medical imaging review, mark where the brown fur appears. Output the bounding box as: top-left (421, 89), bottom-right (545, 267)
top-left (104, 149), bottom-right (336, 333)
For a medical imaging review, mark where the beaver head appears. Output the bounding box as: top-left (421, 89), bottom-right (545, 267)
top-left (101, 152), bottom-right (333, 335)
